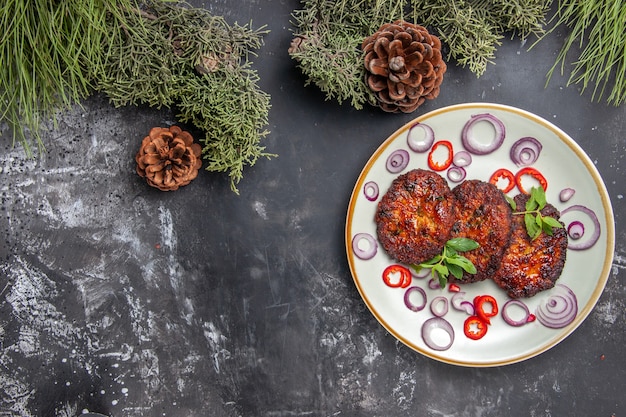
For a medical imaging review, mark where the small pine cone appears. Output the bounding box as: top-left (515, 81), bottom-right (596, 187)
top-left (362, 20), bottom-right (447, 113)
top-left (135, 126), bottom-right (202, 191)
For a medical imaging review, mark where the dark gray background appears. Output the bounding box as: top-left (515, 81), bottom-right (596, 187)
top-left (1, 1), bottom-right (624, 416)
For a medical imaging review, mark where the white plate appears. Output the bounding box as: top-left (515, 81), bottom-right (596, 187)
top-left (345, 103), bottom-right (615, 367)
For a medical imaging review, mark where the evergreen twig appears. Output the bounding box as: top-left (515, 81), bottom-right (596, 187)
top-left (0, 0), bottom-right (273, 192)
top-left (0, 0), bottom-right (131, 153)
top-left (540, 0), bottom-right (626, 106)
top-left (289, 0), bottom-right (552, 109)
top-left (289, 0), bottom-right (406, 109)
top-left (97, 1), bottom-right (274, 192)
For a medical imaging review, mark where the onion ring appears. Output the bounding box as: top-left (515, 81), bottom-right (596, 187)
top-left (411, 266), bottom-right (431, 279)
top-left (363, 181), bottom-right (379, 201)
top-left (561, 205), bottom-right (601, 250)
top-left (461, 113), bottom-right (506, 155)
top-left (421, 317), bottom-right (455, 351)
top-left (404, 286), bottom-right (427, 312)
top-left (428, 277), bottom-right (441, 290)
top-left (510, 136), bottom-right (542, 166)
top-left (450, 291), bottom-right (474, 315)
top-left (446, 166), bottom-right (466, 183)
top-left (430, 296), bottom-right (449, 317)
top-left (559, 187), bottom-right (575, 202)
top-left (535, 284), bottom-right (578, 329)
top-left (502, 299), bottom-right (533, 327)
top-left (452, 150), bottom-right (472, 167)
top-left (351, 233), bottom-right (377, 260)
top-left (567, 220), bottom-right (585, 240)
top-left (385, 149), bottom-right (410, 173)
top-left (407, 122), bottom-right (435, 152)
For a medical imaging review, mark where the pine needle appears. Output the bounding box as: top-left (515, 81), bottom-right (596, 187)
top-left (0, 0), bottom-right (273, 192)
top-left (96, 1), bottom-right (273, 193)
top-left (289, 0), bottom-right (553, 109)
top-left (0, 0), bottom-right (134, 153)
top-left (542, 0), bottom-right (626, 106)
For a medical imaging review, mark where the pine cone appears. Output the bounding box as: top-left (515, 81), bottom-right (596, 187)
top-left (135, 126), bottom-right (202, 191)
top-left (362, 20), bottom-right (447, 113)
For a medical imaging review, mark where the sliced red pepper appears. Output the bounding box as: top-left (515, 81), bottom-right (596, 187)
top-left (473, 295), bottom-right (498, 325)
top-left (448, 283), bottom-right (461, 293)
top-left (464, 315), bottom-right (488, 340)
top-left (515, 167), bottom-right (548, 194)
top-left (382, 264), bottom-right (412, 288)
top-left (427, 140), bottom-right (453, 171)
top-left (489, 168), bottom-right (515, 193)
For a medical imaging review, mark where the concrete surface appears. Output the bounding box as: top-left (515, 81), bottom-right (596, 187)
top-left (1, 1), bottom-right (625, 416)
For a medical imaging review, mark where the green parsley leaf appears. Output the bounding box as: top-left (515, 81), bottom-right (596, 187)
top-left (526, 195), bottom-right (539, 211)
top-left (447, 255), bottom-right (477, 274)
top-left (543, 216), bottom-right (564, 229)
top-left (413, 238), bottom-right (480, 288)
top-left (433, 263), bottom-right (449, 278)
top-left (512, 186), bottom-right (564, 240)
top-left (505, 195), bottom-right (517, 210)
top-left (446, 237), bottom-right (480, 252)
top-left (447, 263), bottom-right (464, 279)
top-left (533, 186), bottom-right (547, 209)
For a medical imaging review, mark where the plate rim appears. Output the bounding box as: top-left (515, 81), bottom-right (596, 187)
top-left (345, 102), bottom-right (616, 367)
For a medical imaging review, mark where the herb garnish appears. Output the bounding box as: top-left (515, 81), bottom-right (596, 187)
top-left (412, 237), bottom-right (479, 288)
top-left (506, 186), bottom-right (564, 240)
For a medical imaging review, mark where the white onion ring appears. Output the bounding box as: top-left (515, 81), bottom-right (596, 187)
top-left (386, 149), bottom-right (410, 173)
top-left (535, 284), bottom-right (578, 329)
top-left (451, 291), bottom-right (474, 315)
top-left (421, 317), bottom-right (455, 351)
top-left (411, 266), bottom-right (431, 279)
top-left (559, 187), bottom-right (575, 202)
top-left (561, 205), bottom-right (601, 250)
top-left (363, 181), bottom-right (379, 201)
top-left (510, 136), bottom-right (542, 166)
top-left (461, 113), bottom-right (506, 155)
top-left (452, 150), bottom-right (472, 167)
top-left (502, 299), bottom-right (532, 327)
top-left (404, 286), bottom-right (427, 312)
top-left (446, 166), bottom-right (466, 183)
top-left (351, 233), bottom-right (377, 260)
top-left (428, 277), bottom-right (441, 289)
top-left (567, 220), bottom-right (585, 240)
top-left (430, 296), bottom-right (449, 317)
top-left (407, 122), bottom-right (435, 152)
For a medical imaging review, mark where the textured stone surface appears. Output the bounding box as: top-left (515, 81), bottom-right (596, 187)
top-left (1, 1), bottom-right (625, 416)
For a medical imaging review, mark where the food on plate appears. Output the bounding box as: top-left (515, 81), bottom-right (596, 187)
top-left (493, 193), bottom-right (568, 298)
top-left (375, 169), bottom-right (457, 265)
top-left (375, 169), bottom-right (568, 298)
top-left (449, 179), bottom-right (513, 283)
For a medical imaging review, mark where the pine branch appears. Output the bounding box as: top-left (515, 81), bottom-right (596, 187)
top-left (289, 0), bottom-right (553, 104)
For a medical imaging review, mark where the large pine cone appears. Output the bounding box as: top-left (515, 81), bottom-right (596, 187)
top-left (135, 126), bottom-right (202, 191)
top-left (363, 20), bottom-right (447, 113)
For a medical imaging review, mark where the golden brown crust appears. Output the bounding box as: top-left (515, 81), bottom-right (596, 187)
top-left (448, 180), bottom-right (513, 283)
top-left (492, 194), bottom-right (568, 298)
top-left (375, 169), bottom-right (457, 265)
top-left (375, 171), bottom-right (567, 298)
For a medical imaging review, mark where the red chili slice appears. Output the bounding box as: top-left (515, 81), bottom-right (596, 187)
top-left (448, 283), bottom-right (461, 293)
top-left (489, 168), bottom-right (515, 193)
top-left (474, 295), bottom-right (498, 325)
top-left (382, 264), bottom-right (412, 288)
top-left (427, 140), bottom-right (453, 171)
top-left (515, 167), bottom-right (548, 194)
top-left (464, 315), bottom-right (488, 340)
